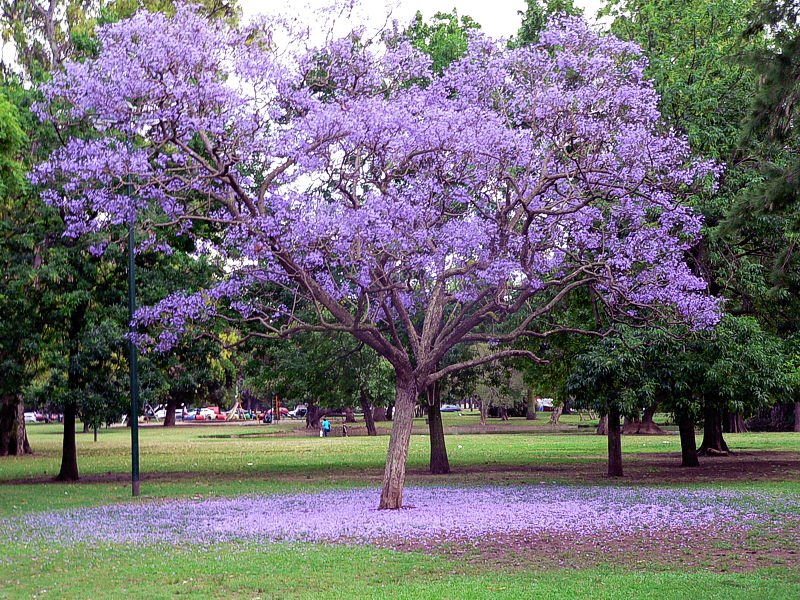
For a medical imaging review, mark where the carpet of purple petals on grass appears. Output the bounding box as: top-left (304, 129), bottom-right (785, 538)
top-left (13, 485), bottom-right (799, 549)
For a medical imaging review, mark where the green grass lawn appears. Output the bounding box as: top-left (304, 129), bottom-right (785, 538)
top-left (2, 420), bottom-right (799, 599)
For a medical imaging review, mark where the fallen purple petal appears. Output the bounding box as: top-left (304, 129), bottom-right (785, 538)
top-left (10, 485), bottom-right (799, 548)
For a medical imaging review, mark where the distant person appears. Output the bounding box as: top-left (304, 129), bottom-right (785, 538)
top-left (322, 418), bottom-right (331, 437)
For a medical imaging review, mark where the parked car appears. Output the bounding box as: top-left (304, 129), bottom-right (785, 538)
top-left (23, 412), bottom-right (38, 424)
top-left (440, 404), bottom-right (462, 413)
top-left (288, 405), bottom-right (308, 419)
top-left (265, 407), bottom-right (289, 417)
top-left (154, 407), bottom-right (185, 421)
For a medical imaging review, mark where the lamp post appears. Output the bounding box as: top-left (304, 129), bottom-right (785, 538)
top-left (128, 190), bottom-right (140, 497)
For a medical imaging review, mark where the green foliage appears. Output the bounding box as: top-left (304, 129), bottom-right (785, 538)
top-left (405, 10), bottom-right (480, 75)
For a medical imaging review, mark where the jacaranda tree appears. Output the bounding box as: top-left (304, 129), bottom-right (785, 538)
top-left (34, 5), bottom-right (719, 508)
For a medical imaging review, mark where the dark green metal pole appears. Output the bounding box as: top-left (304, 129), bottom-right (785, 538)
top-left (128, 201), bottom-right (140, 497)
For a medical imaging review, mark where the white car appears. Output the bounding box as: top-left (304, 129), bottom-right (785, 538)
top-left (23, 412), bottom-right (38, 424)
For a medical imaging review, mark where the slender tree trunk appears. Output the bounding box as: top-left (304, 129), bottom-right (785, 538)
top-left (795, 402), bottom-right (800, 433)
top-left (426, 384), bottom-right (450, 475)
top-left (359, 391), bottom-right (377, 436)
top-left (607, 406), bottom-right (623, 477)
top-left (677, 412), bottom-right (699, 467)
top-left (526, 389), bottom-right (537, 420)
top-left (379, 376), bottom-right (417, 510)
top-left (82, 419), bottom-right (90, 434)
top-left (596, 414), bottom-right (608, 435)
top-left (163, 391), bottom-right (178, 427)
top-left (344, 406), bottom-right (356, 423)
top-left (479, 399), bottom-right (488, 426)
top-left (56, 403), bottom-right (79, 481)
top-left (386, 401), bottom-right (394, 421)
top-left (698, 404), bottom-right (730, 456)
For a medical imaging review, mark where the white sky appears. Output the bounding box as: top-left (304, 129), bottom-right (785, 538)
top-left (240, 1), bottom-right (605, 39)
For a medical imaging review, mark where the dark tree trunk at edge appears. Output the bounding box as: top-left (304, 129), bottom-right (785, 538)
top-left (360, 391), bottom-right (377, 436)
top-left (379, 376), bottom-right (416, 509)
top-left (698, 404), bottom-right (730, 456)
top-left (426, 383), bottom-right (450, 475)
top-left (0, 396), bottom-right (32, 456)
top-left (678, 412), bottom-right (699, 467)
top-left (56, 403), bottom-right (79, 481)
top-left (607, 406), bottom-right (623, 477)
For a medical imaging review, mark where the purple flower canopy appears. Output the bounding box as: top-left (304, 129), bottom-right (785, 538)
top-left (33, 5), bottom-right (720, 355)
top-left (15, 485), bottom-right (790, 547)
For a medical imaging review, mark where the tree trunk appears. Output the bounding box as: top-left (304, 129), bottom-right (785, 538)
top-left (479, 399), bottom-right (488, 426)
top-left (0, 396), bottom-right (32, 456)
top-left (379, 376), bottom-right (417, 510)
top-left (386, 401), bottom-right (394, 421)
top-left (698, 404), bottom-right (730, 456)
top-left (56, 403), bottom-right (79, 481)
top-left (82, 419), bottom-right (90, 434)
top-left (607, 406), bottom-right (623, 477)
top-left (359, 391), bottom-right (377, 436)
top-left (724, 412), bottom-right (748, 433)
top-left (372, 406), bottom-right (387, 422)
top-left (499, 406), bottom-right (509, 421)
top-left (622, 404), bottom-right (665, 434)
top-left (678, 412), bottom-right (699, 467)
top-left (526, 389), bottom-right (537, 420)
top-left (795, 402), bottom-right (800, 433)
top-left (344, 406), bottom-right (356, 423)
top-left (596, 414), bottom-right (608, 435)
top-left (306, 403), bottom-right (321, 429)
top-left (426, 384), bottom-right (450, 475)
top-left (163, 391), bottom-right (178, 427)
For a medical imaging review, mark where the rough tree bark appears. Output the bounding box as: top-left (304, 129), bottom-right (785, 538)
top-left (607, 406), bottom-right (623, 477)
top-left (678, 412), bottom-right (699, 467)
top-left (56, 403), bottom-right (79, 481)
top-left (379, 376), bottom-right (417, 509)
top-left (0, 396), bottom-right (32, 456)
top-left (526, 389), bottom-right (537, 420)
top-left (698, 404), bottom-right (730, 456)
top-left (426, 383), bottom-right (450, 475)
top-left (359, 390), bottom-right (377, 436)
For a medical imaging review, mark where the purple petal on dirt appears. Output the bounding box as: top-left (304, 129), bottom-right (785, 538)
top-left (12, 485), bottom-right (797, 548)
